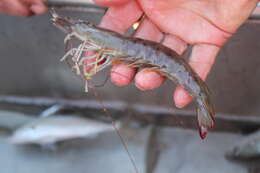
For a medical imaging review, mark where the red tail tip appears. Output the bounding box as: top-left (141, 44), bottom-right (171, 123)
top-left (199, 126), bottom-right (208, 139)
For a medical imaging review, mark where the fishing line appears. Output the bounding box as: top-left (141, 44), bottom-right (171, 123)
top-left (93, 89), bottom-right (140, 173)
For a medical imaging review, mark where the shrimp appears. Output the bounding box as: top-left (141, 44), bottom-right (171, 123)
top-left (50, 10), bottom-right (215, 139)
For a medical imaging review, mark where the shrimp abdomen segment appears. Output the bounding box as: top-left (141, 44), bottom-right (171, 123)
top-left (120, 38), bottom-right (215, 137)
top-left (163, 57), bottom-right (215, 135)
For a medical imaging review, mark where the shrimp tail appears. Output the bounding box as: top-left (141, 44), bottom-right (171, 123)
top-left (196, 96), bottom-right (215, 139)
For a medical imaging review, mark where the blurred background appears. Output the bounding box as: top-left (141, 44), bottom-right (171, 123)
top-left (0, 1), bottom-right (260, 173)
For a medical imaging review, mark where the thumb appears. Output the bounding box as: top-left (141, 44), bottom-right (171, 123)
top-left (30, 0), bottom-right (47, 15)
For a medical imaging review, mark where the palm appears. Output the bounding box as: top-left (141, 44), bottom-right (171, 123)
top-left (138, 0), bottom-right (256, 45)
top-left (138, 0), bottom-right (227, 46)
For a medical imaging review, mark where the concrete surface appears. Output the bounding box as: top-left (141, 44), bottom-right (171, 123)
top-left (0, 110), bottom-right (250, 173)
top-left (154, 128), bottom-right (247, 173)
top-left (0, 126), bottom-right (248, 173)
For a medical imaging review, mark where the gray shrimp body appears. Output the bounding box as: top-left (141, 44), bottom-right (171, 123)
top-left (51, 11), bottom-right (215, 138)
top-left (119, 38), bottom-right (214, 138)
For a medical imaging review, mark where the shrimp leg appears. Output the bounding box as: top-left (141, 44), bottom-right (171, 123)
top-left (60, 48), bottom-right (78, 61)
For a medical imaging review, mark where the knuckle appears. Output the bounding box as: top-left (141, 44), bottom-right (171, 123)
top-left (19, 10), bottom-right (33, 17)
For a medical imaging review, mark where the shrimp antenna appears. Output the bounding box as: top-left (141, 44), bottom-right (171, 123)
top-left (49, 7), bottom-right (58, 18)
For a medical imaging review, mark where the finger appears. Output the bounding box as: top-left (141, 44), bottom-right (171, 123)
top-left (159, 34), bottom-right (189, 107)
top-left (135, 69), bottom-right (165, 90)
top-left (111, 18), bottom-right (166, 88)
top-left (133, 18), bottom-right (165, 90)
top-left (94, 0), bottom-right (130, 7)
top-left (100, 1), bottom-right (142, 86)
top-left (86, 1), bottom-right (142, 85)
top-left (111, 64), bottom-right (136, 86)
top-left (99, 0), bottom-right (143, 33)
top-left (1, 0), bottom-right (32, 16)
top-left (162, 34), bottom-right (188, 55)
top-left (160, 33), bottom-right (189, 106)
top-left (30, 0), bottom-right (47, 15)
top-left (174, 44), bottom-right (220, 108)
top-left (134, 18), bottom-right (163, 41)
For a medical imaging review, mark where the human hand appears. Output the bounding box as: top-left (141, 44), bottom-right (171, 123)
top-left (94, 0), bottom-right (258, 107)
top-left (0, 0), bottom-right (47, 16)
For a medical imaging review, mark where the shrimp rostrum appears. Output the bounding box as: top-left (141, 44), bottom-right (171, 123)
top-left (51, 10), bottom-right (215, 139)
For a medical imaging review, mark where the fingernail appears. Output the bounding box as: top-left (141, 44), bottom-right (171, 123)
top-left (135, 82), bottom-right (146, 91)
top-left (174, 89), bottom-right (190, 108)
top-left (30, 4), bottom-right (47, 15)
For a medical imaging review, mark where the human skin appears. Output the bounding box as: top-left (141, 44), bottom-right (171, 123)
top-left (0, 0), bottom-right (258, 107)
top-left (0, 0), bottom-right (47, 16)
top-left (94, 0), bottom-right (259, 108)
